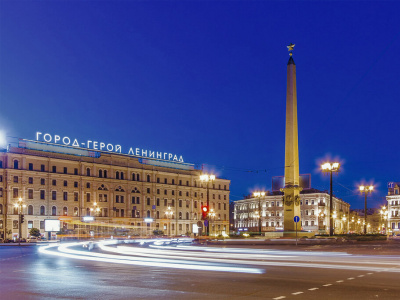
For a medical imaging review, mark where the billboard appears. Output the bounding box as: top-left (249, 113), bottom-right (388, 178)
top-left (45, 219), bottom-right (60, 232)
top-left (272, 174), bottom-right (311, 191)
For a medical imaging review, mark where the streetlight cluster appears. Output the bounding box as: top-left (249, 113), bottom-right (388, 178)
top-left (200, 173), bottom-right (215, 236)
top-left (253, 191), bottom-right (266, 235)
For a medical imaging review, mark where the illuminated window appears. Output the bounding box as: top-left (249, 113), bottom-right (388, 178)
top-left (63, 207), bottom-right (68, 216)
top-left (13, 220), bottom-right (18, 229)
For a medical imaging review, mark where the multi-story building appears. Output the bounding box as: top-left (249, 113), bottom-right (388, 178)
top-left (234, 189), bottom-right (350, 234)
top-left (386, 182), bottom-right (400, 234)
top-left (0, 139), bottom-right (230, 240)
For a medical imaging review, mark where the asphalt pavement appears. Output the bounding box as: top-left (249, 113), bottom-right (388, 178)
top-left (1, 240), bottom-right (400, 300)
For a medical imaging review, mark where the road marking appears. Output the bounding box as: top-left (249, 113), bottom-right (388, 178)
top-left (273, 297), bottom-right (286, 300)
top-left (323, 284), bottom-right (332, 287)
top-left (292, 292), bottom-right (303, 295)
top-left (347, 277), bottom-right (354, 280)
top-left (308, 288), bottom-right (319, 291)
top-left (336, 280), bottom-right (344, 283)
top-left (367, 273), bottom-right (373, 275)
top-left (357, 275), bottom-right (364, 277)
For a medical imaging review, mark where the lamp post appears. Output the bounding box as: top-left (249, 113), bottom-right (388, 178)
top-left (200, 174), bottom-right (215, 236)
top-left (321, 162), bottom-right (340, 236)
top-left (332, 211), bottom-right (337, 235)
top-left (380, 205), bottom-right (389, 237)
top-left (253, 191), bottom-right (265, 235)
top-left (209, 209), bottom-right (216, 236)
top-left (14, 197), bottom-right (26, 244)
top-left (90, 202), bottom-right (101, 237)
top-left (166, 207), bottom-right (173, 237)
top-left (359, 185), bottom-right (374, 234)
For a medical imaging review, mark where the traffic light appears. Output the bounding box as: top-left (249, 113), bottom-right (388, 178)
top-left (20, 214), bottom-right (25, 224)
top-left (201, 205), bottom-right (209, 220)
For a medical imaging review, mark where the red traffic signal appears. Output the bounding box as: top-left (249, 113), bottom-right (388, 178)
top-left (201, 205), bottom-right (209, 220)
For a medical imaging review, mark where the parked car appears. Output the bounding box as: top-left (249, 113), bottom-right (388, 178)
top-left (27, 237), bottom-right (39, 243)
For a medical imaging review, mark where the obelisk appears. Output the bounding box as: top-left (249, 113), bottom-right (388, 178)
top-left (281, 43), bottom-right (302, 232)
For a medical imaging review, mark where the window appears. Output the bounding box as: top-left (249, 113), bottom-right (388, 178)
top-left (172, 179), bottom-right (175, 185)
top-left (164, 178), bottom-right (167, 184)
top-left (104, 170), bottom-right (107, 178)
top-left (224, 203), bottom-right (226, 210)
top-left (40, 206), bottom-right (45, 215)
top-left (40, 190), bottom-right (45, 200)
top-left (14, 160), bottom-right (19, 169)
top-left (147, 175), bottom-right (151, 182)
top-left (99, 170), bottom-right (103, 178)
top-left (86, 182), bottom-right (90, 189)
top-left (13, 220), bottom-right (19, 229)
top-left (0, 175), bottom-right (2, 182)
top-left (186, 181), bottom-right (189, 186)
top-left (74, 181), bottom-right (78, 188)
top-left (28, 177), bottom-right (33, 184)
top-left (305, 200), bottom-right (309, 205)
top-left (52, 179), bottom-right (56, 186)
top-left (137, 197), bottom-right (140, 204)
top-left (178, 180), bottom-right (181, 185)
top-left (74, 168), bottom-right (78, 175)
top-left (179, 200), bottom-right (182, 207)
top-left (14, 176), bottom-right (18, 183)
top-left (116, 171), bottom-right (120, 179)
top-left (0, 220), bottom-right (3, 229)
top-left (28, 189), bottom-right (33, 199)
top-left (13, 188), bottom-right (18, 198)
top-left (63, 192), bottom-right (68, 201)
top-left (86, 168), bottom-right (91, 176)
top-left (52, 166), bottom-right (56, 173)
top-left (52, 206), bottom-right (57, 216)
top-left (64, 167), bottom-right (68, 174)
top-left (137, 174), bottom-right (140, 181)
top-left (179, 212), bottom-right (182, 219)
top-left (0, 188), bottom-right (2, 197)
top-left (121, 172), bottom-right (124, 180)
top-left (0, 204), bottom-right (2, 213)
top-left (164, 199), bottom-right (167, 206)
top-left (156, 198), bottom-right (160, 206)
top-left (186, 192), bottom-right (189, 197)
top-left (86, 193), bottom-right (91, 202)
top-left (41, 178), bottom-right (45, 185)
top-left (28, 205), bottom-right (33, 215)
top-left (41, 164), bottom-right (45, 172)
top-left (74, 207), bottom-right (79, 216)
top-left (194, 201), bottom-right (197, 209)
top-left (52, 191), bottom-right (57, 200)
top-left (40, 221), bottom-right (45, 229)
top-left (121, 196), bottom-right (124, 203)
top-left (64, 180), bottom-right (68, 187)
top-left (164, 190), bottom-right (167, 195)
top-left (157, 178), bottom-right (160, 183)
top-left (157, 189), bottom-right (160, 195)
top-left (63, 207), bottom-right (68, 216)
top-left (74, 192), bottom-right (78, 202)
top-left (147, 198), bottom-right (150, 205)
top-left (172, 190), bottom-right (175, 196)
top-left (224, 195), bottom-right (226, 200)
top-left (147, 188), bottom-right (151, 194)
top-left (179, 191), bottom-right (182, 196)
top-left (195, 192), bottom-right (197, 197)
top-left (186, 212), bottom-right (189, 220)
top-left (29, 163), bottom-right (33, 170)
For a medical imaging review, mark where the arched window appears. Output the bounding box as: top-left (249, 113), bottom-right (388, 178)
top-left (104, 170), bottom-right (107, 178)
top-left (179, 212), bottom-right (182, 220)
top-left (28, 205), bottom-right (33, 215)
top-left (156, 211), bottom-right (160, 219)
top-left (14, 160), bottom-right (19, 169)
top-left (52, 206), bottom-right (57, 216)
top-left (186, 212), bottom-right (189, 220)
top-left (132, 173), bottom-right (136, 181)
top-left (86, 168), bottom-right (91, 176)
top-left (136, 174), bottom-right (140, 181)
top-left (147, 175), bottom-right (151, 182)
top-left (13, 207), bottom-right (18, 214)
top-left (99, 170), bottom-right (103, 178)
top-left (74, 207), bottom-right (79, 216)
top-left (0, 204), bottom-right (2, 214)
top-left (40, 206), bottom-right (45, 215)
top-left (116, 171), bottom-right (120, 180)
top-left (147, 210), bottom-right (151, 218)
top-left (194, 213), bottom-right (197, 220)
top-left (121, 172), bottom-right (124, 180)
top-left (86, 208), bottom-right (90, 216)
top-left (63, 207), bottom-right (68, 216)
top-left (13, 220), bottom-right (18, 229)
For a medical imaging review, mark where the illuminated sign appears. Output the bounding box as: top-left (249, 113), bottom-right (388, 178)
top-left (82, 216), bottom-right (95, 222)
top-left (35, 132), bottom-right (184, 162)
top-left (144, 218), bottom-right (154, 223)
top-left (45, 219), bottom-right (60, 232)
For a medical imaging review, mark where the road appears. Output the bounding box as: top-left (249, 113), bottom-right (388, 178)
top-left (1, 239), bottom-right (400, 299)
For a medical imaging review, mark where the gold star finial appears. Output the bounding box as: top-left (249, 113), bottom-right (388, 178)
top-left (287, 43), bottom-right (295, 56)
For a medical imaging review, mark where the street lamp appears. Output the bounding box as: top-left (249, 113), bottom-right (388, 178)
top-left (253, 191), bottom-right (265, 235)
top-left (380, 205), bottom-right (389, 237)
top-left (332, 211), bottom-right (337, 234)
top-left (14, 197), bottom-right (26, 244)
top-left (359, 185), bottom-right (374, 234)
top-left (166, 207), bottom-right (173, 236)
top-left (209, 209), bottom-right (216, 236)
top-left (200, 174), bottom-right (215, 236)
top-left (321, 162), bottom-right (340, 236)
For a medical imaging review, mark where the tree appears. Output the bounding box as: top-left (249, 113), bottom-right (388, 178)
top-left (29, 228), bottom-right (41, 237)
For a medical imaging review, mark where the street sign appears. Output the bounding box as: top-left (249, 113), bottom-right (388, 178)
top-left (294, 216), bottom-right (300, 223)
top-left (204, 220), bottom-right (209, 227)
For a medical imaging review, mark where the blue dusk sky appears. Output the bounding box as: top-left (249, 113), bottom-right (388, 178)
top-left (1, 1), bottom-right (399, 209)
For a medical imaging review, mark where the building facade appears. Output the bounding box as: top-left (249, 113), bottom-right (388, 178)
top-left (234, 190), bottom-right (350, 234)
top-left (0, 141), bottom-right (230, 239)
top-left (386, 182), bottom-right (400, 234)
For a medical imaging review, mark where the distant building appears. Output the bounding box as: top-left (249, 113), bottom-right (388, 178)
top-left (234, 189), bottom-right (350, 234)
top-left (386, 182), bottom-right (400, 234)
